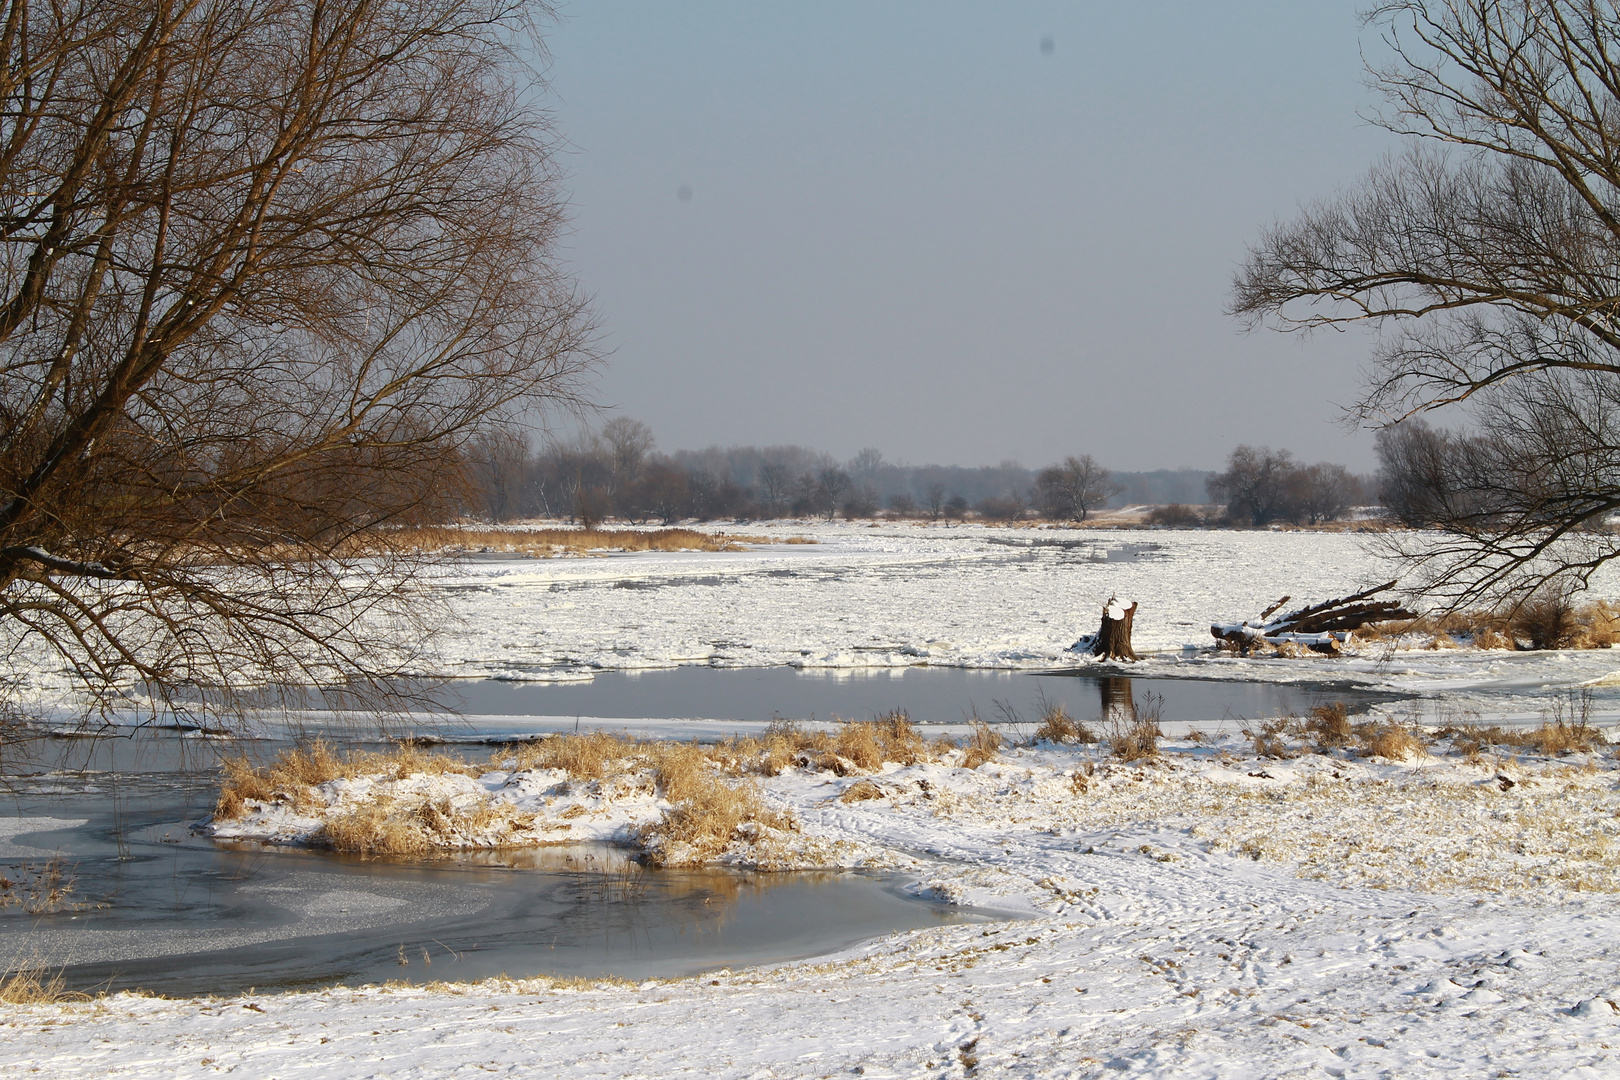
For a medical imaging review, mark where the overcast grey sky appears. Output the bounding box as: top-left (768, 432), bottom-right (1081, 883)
top-left (541, 3), bottom-right (1397, 471)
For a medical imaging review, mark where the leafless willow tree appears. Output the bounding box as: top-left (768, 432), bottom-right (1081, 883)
top-left (1034, 455), bottom-right (1122, 522)
top-left (0, 0), bottom-right (594, 726)
top-left (1233, 0), bottom-right (1620, 603)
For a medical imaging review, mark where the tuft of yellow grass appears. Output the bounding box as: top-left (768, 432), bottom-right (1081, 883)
top-left (1356, 724), bottom-right (1425, 761)
top-left (1354, 599), bottom-right (1620, 651)
top-left (962, 719), bottom-right (1002, 769)
top-left (638, 742), bottom-right (796, 866)
top-left (214, 740), bottom-right (482, 821)
top-left (1306, 702), bottom-right (1353, 750)
top-left (510, 730), bottom-right (642, 780)
top-left (1439, 719), bottom-right (1604, 758)
top-left (1032, 700), bottom-right (1093, 745)
top-left (0, 966), bottom-right (88, 1005)
top-left (839, 779), bottom-right (886, 803)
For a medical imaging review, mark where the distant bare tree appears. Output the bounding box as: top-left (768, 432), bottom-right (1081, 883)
top-left (842, 485), bottom-right (879, 520)
top-left (887, 492), bottom-right (917, 517)
top-left (0, 0), bottom-right (594, 722)
top-left (757, 461), bottom-right (792, 517)
top-left (1232, 0), bottom-right (1620, 601)
top-left (636, 463), bottom-right (689, 525)
top-left (1207, 447), bottom-right (1297, 526)
top-left (601, 417), bottom-right (655, 499)
top-left (849, 447), bottom-right (885, 488)
top-left (1034, 455), bottom-right (1123, 522)
top-left (1288, 463), bottom-right (1357, 526)
top-left (817, 468), bottom-right (852, 522)
top-left (925, 483), bottom-right (947, 522)
top-left (467, 431), bottom-right (534, 522)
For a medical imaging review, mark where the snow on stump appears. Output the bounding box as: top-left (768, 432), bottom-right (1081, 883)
top-left (1092, 596), bottom-right (1138, 662)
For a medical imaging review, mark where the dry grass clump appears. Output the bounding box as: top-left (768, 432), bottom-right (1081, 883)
top-left (1247, 718), bottom-right (1298, 759)
top-left (839, 779), bottom-right (887, 803)
top-left (0, 966), bottom-right (88, 1005)
top-left (711, 720), bottom-right (829, 777)
top-left (1530, 721), bottom-right (1603, 755)
top-left (1106, 695), bottom-right (1163, 762)
top-left (510, 731), bottom-right (641, 781)
top-left (387, 525), bottom-right (769, 555)
top-left (1031, 700), bottom-right (1094, 745)
top-left (314, 794), bottom-right (541, 856)
top-left (1306, 702), bottom-right (1354, 750)
top-left (315, 796), bottom-right (435, 855)
top-left (713, 713), bottom-right (932, 777)
top-left (1439, 720), bottom-right (1605, 758)
top-left (1356, 724), bottom-right (1425, 761)
top-left (639, 743), bottom-right (796, 866)
top-left (214, 740), bottom-right (481, 821)
top-left (830, 720), bottom-right (884, 773)
top-left (1355, 597), bottom-right (1619, 651)
top-left (962, 719), bottom-right (1002, 769)
top-left (837, 711), bottom-right (928, 770)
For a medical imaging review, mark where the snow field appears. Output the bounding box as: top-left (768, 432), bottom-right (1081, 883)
top-left (12, 735), bottom-right (1620, 1078)
top-left (428, 524), bottom-right (1405, 675)
top-left (12, 525), bottom-right (1620, 1076)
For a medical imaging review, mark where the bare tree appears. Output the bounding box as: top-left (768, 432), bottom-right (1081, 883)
top-left (842, 484), bottom-right (879, 520)
top-left (1232, 0), bottom-right (1620, 602)
top-left (925, 482), bottom-right (947, 522)
top-left (757, 461), bottom-right (792, 517)
top-left (601, 417), bottom-right (655, 500)
top-left (0, 0), bottom-right (594, 724)
top-left (1288, 463), bottom-right (1358, 525)
top-left (1034, 455), bottom-right (1123, 522)
top-left (1207, 447), bottom-right (1298, 526)
top-left (848, 447), bottom-right (885, 488)
top-left (817, 467), bottom-right (851, 522)
top-left (467, 430), bottom-right (534, 522)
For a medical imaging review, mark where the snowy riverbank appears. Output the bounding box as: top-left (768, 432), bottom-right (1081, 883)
top-left (10, 728), bottom-right (1620, 1077)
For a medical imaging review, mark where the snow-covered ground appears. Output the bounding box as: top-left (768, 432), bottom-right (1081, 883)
top-left (9, 523), bottom-right (1620, 1078)
top-left (11, 734), bottom-right (1620, 1078)
top-left (432, 523), bottom-right (1391, 674)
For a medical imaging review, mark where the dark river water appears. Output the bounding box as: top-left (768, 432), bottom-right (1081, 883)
top-left (426, 666), bottom-right (1407, 738)
top-left (0, 761), bottom-right (987, 996)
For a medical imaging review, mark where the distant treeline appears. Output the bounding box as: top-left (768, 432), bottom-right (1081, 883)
top-left (463, 419), bottom-right (1371, 526)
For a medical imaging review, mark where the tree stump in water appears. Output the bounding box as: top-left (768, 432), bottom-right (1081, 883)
top-left (1092, 597), bottom-right (1138, 661)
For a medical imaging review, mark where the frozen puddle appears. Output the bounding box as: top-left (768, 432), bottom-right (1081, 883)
top-left (0, 804), bottom-right (988, 997)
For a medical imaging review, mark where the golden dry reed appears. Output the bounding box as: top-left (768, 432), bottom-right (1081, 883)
top-left (385, 525), bottom-right (783, 555)
top-left (211, 713), bottom-right (1004, 861)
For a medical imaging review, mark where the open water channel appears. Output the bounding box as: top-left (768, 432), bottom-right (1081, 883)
top-left (0, 667), bottom-right (1409, 994)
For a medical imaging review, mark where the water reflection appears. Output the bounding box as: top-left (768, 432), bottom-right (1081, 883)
top-left (1099, 676), bottom-right (1137, 727)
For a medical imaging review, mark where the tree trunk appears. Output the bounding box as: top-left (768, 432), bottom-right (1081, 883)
top-left (1092, 598), bottom-right (1138, 661)
top-left (1210, 581), bottom-right (1417, 655)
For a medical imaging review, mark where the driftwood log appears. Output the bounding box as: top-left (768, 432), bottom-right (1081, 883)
top-left (1211, 581), bottom-right (1418, 655)
top-left (1091, 597), bottom-right (1138, 661)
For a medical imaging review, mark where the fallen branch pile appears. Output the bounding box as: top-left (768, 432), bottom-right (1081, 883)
top-left (1211, 581), bottom-right (1417, 655)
